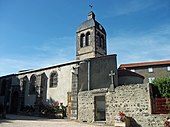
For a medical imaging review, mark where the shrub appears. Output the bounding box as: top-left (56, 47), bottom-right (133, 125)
top-left (153, 77), bottom-right (170, 98)
top-left (40, 101), bottom-right (66, 118)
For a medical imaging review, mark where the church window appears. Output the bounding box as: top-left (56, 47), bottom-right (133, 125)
top-left (86, 32), bottom-right (90, 46)
top-left (50, 71), bottom-right (58, 88)
top-left (96, 32), bottom-right (100, 46)
top-left (22, 78), bottom-right (27, 94)
top-left (101, 35), bottom-right (104, 48)
top-left (40, 73), bottom-right (47, 102)
top-left (103, 38), bottom-right (106, 49)
top-left (29, 75), bottom-right (36, 94)
top-left (80, 34), bottom-right (85, 47)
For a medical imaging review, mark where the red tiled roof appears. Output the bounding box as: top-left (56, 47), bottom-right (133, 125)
top-left (119, 60), bottom-right (170, 68)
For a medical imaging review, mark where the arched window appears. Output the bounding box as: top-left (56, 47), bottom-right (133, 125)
top-left (96, 32), bottom-right (100, 47)
top-left (86, 32), bottom-right (90, 46)
top-left (29, 75), bottom-right (36, 94)
top-left (22, 76), bottom-right (28, 94)
top-left (101, 35), bottom-right (104, 49)
top-left (80, 34), bottom-right (85, 48)
top-left (50, 71), bottom-right (58, 88)
top-left (40, 73), bottom-right (47, 102)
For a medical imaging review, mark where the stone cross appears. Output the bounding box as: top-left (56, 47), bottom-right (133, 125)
top-left (109, 70), bottom-right (115, 84)
top-left (109, 70), bottom-right (115, 92)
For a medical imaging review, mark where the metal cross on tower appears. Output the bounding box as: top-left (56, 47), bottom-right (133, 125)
top-left (89, 4), bottom-right (93, 10)
top-left (89, 4), bottom-right (93, 11)
top-left (89, 0), bottom-right (93, 11)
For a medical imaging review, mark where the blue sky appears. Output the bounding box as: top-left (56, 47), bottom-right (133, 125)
top-left (0, 0), bottom-right (170, 76)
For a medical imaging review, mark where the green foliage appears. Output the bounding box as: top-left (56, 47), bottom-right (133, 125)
top-left (153, 77), bottom-right (170, 98)
top-left (47, 105), bottom-right (60, 113)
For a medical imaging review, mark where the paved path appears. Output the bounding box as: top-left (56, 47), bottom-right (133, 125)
top-left (0, 114), bottom-right (113, 127)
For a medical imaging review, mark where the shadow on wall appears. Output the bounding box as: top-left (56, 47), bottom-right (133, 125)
top-left (128, 117), bottom-right (142, 127)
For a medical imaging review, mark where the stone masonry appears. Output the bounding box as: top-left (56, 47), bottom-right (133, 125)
top-left (78, 84), bottom-right (169, 127)
top-left (106, 84), bottom-right (152, 126)
top-left (78, 91), bottom-right (94, 123)
top-left (78, 88), bottom-right (108, 123)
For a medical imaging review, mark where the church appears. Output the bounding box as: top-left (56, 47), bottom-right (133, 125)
top-left (0, 11), bottom-right (118, 118)
top-left (0, 11), bottom-right (170, 127)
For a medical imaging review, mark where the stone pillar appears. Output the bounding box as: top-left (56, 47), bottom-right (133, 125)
top-left (70, 68), bottom-right (78, 119)
top-left (67, 92), bottom-right (72, 118)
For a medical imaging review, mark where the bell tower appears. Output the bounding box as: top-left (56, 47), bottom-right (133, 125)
top-left (76, 11), bottom-right (107, 60)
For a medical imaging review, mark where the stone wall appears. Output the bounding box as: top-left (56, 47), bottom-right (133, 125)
top-left (78, 54), bottom-right (118, 91)
top-left (78, 88), bottom-right (107, 123)
top-left (17, 63), bottom-right (76, 106)
top-left (106, 84), bottom-right (152, 126)
top-left (78, 84), bottom-right (169, 127)
top-left (78, 91), bottom-right (94, 123)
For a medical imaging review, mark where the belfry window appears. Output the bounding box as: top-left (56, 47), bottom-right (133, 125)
top-left (50, 71), bottom-right (58, 88)
top-left (80, 34), bottom-right (85, 48)
top-left (29, 75), bottom-right (36, 94)
top-left (101, 35), bottom-right (104, 49)
top-left (86, 32), bottom-right (90, 46)
top-left (96, 32), bottom-right (100, 46)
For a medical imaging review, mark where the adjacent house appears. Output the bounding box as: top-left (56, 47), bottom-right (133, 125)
top-left (119, 60), bottom-right (170, 83)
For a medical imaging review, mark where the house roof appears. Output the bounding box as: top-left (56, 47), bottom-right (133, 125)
top-left (0, 74), bottom-right (16, 79)
top-left (119, 60), bottom-right (170, 68)
top-left (118, 69), bottom-right (144, 78)
top-left (16, 60), bottom-right (79, 75)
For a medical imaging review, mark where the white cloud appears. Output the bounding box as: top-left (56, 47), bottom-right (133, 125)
top-left (113, 0), bottom-right (152, 15)
top-left (105, 0), bottom-right (170, 17)
top-left (0, 36), bottom-right (76, 76)
top-left (0, 58), bottom-right (30, 76)
top-left (108, 24), bottom-right (170, 65)
top-left (1, 22), bottom-right (170, 76)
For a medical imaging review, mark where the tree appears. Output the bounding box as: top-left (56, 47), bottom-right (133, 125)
top-left (152, 77), bottom-right (170, 98)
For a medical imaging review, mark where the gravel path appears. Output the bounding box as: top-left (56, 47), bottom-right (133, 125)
top-left (0, 114), bottom-right (113, 127)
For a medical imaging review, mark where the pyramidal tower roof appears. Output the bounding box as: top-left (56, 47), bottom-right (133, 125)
top-left (76, 11), bottom-right (106, 34)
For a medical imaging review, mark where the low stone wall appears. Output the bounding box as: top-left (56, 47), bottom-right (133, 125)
top-left (147, 115), bottom-right (169, 127)
top-left (78, 88), bottom-right (107, 123)
top-left (78, 91), bottom-right (94, 123)
top-left (106, 84), bottom-right (151, 126)
top-left (78, 84), bottom-right (169, 127)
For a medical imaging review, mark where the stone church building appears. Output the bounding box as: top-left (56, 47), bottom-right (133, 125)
top-left (0, 11), bottom-right (118, 118)
top-left (0, 11), bottom-right (169, 127)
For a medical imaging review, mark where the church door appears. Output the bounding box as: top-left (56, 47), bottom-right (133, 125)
top-left (94, 96), bottom-right (106, 121)
top-left (10, 91), bottom-right (19, 114)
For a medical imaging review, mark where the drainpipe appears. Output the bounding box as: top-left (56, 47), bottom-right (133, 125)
top-left (79, 59), bottom-right (91, 91)
top-left (87, 60), bottom-right (90, 91)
